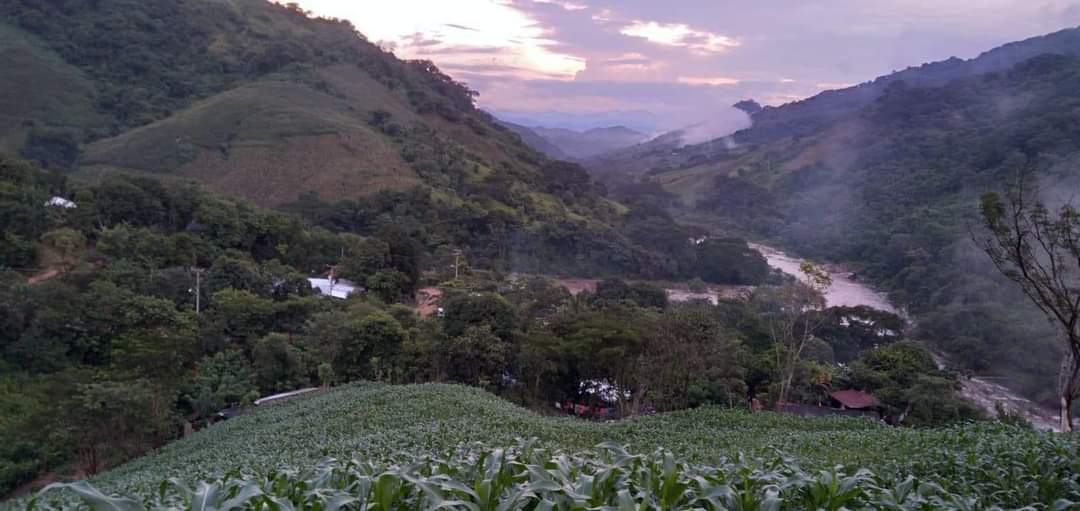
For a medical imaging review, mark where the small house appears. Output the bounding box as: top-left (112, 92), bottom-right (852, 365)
top-left (775, 389), bottom-right (881, 419)
top-left (829, 389), bottom-right (881, 411)
top-left (308, 277), bottom-right (361, 299)
top-left (44, 196), bottom-right (77, 209)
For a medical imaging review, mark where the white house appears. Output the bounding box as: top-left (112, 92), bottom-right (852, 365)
top-left (44, 196), bottom-right (77, 209)
top-left (308, 277), bottom-right (361, 299)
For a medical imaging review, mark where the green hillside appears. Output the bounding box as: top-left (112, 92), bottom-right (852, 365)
top-left (22, 383), bottom-right (1080, 509)
top-left (0, 0), bottom-right (725, 278)
top-left (0, 25), bottom-right (103, 163)
top-left (0, 0), bottom-right (541, 203)
top-left (592, 29), bottom-right (1080, 406)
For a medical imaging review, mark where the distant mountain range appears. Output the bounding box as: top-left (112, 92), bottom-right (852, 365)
top-left (499, 121), bottom-right (650, 160)
top-left (491, 109), bottom-right (661, 134)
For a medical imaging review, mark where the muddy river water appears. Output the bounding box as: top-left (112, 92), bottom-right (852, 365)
top-left (750, 243), bottom-right (1061, 431)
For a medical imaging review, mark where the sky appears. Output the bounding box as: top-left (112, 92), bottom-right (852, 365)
top-left (289, 0), bottom-right (1080, 132)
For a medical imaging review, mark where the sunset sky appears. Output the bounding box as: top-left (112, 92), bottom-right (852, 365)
top-left (290, 0), bottom-right (1080, 131)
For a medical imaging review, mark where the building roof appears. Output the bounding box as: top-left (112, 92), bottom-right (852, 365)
top-left (44, 196), bottom-right (77, 209)
top-left (830, 389), bottom-right (880, 409)
top-left (308, 278), bottom-right (361, 299)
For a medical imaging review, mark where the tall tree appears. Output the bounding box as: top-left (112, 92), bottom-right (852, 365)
top-left (759, 262), bottom-right (832, 405)
top-left (978, 176), bottom-right (1080, 431)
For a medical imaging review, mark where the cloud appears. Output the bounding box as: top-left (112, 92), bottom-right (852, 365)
top-left (444, 23), bottom-right (479, 32)
top-left (678, 76), bottom-right (741, 86)
top-left (294, 0), bottom-right (1080, 137)
top-left (620, 20), bottom-right (740, 55)
top-left (533, 0), bottom-right (589, 11)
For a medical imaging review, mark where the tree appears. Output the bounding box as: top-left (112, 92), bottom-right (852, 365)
top-left (635, 303), bottom-right (745, 411)
top-left (70, 380), bottom-right (176, 473)
top-left (978, 177), bottom-right (1080, 431)
top-left (317, 362), bottom-right (335, 388)
top-left (366, 269), bottom-right (412, 303)
top-left (252, 333), bottom-right (309, 392)
top-left (338, 311), bottom-right (407, 382)
top-left (441, 292), bottom-right (517, 341)
top-left (848, 342), bottom-right (979, 425)
top-left (441, 325), bottom-right (509, 386)
top-left (757, 262), bottom-right (832, 405)
top-left (182, 351), bottom-right (256, 421)
top-left (40, 228), bottom-right (85, 264)
top-left (339, 235), bottom-right (389, 278)
top-left (201, 289), bottom-right (276, 352)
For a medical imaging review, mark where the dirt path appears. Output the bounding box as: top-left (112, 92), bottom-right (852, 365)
top-left (27, 267), bottom-right (60, 284)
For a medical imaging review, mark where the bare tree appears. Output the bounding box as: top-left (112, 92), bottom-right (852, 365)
top-left (977, 174), bottom-right (1080, 432)
top-left (761, 262), bottom-right (832, 405)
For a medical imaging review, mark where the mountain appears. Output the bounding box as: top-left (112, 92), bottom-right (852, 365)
top-left (532, 125), bottom-right (649, 160)
top-left (1, 0), bottom-right (526, 207)
top-left (591, 27), bottom-right (1080, 185)
top-left (0, 0), bottom-right (701, 278)
top-left (498, 122), bottom-right (649, 160)
top-left (589, 26), bottom-right (1080, 404)
top-left (497, 120), bottom-right (570, 160)
top-left (491, 109), bottom-right (660, 134)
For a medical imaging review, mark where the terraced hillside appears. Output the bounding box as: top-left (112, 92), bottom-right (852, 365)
top-left (21, 383), bottom-right (1080, 509)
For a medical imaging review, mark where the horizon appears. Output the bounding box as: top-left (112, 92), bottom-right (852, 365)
top-left (288, 0), bottom-right (1080, 132)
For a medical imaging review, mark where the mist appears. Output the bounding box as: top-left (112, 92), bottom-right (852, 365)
top-left (674, 106), bottom-right (753, 146)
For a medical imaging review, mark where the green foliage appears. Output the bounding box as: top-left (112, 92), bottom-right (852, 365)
top-left (337, 312), bottom-right (408, 383)
top-left (0, 156), bottom-right (54, 267)
top-left (182, 351), bottom-right (257, 421)
top-left (593, 278), bottom-right (669, 309)
top-left (68, 379), bottom-right (177, 473)
top-left (440, 325), bottom-right (510, 386)
top-left (848, 342), bottom-right (980, 426)
top-left (694, 238), bottom-right (770, 285)
top-left (682, 50), bottom-right (1080, 404)
top-left (251, 333), bottom-right (310, 393)
top-left (21, 383), bottom-right (1080, 510)
top-left (441, 292), bottom-right (517, 341)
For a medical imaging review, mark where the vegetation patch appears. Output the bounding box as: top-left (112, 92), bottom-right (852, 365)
top-left (22, 383), bottom-right (1080, 510)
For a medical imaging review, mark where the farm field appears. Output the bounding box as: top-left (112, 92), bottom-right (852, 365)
top-left (22, 383), bottom-right (1080, 509)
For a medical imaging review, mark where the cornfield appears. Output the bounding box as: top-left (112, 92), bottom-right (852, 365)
top-left (16, 383), bottom-right (1080, 509)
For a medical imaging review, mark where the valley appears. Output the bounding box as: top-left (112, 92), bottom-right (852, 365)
top-left (1, 0), bottom-right (1080, 508)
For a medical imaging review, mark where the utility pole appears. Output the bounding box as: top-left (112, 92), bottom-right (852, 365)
top-left (453, 249), bottom-right (463, 280)
top-left (192, 267), bottom-right (205, 315)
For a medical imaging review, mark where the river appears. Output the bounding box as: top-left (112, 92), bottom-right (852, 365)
top-left (749, 243), bottom-right (900, 314)
top-left (751, 243), bottom-right (1061, 431)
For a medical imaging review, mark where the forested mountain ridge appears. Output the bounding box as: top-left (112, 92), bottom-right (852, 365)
top-left (497, 121), bottom-right (648, 161)
top-left (0, 2), bottom-right (793, 495)
top-left (0, 0), bottom-right (539, 207)
top-left (589, 26), bottom-right (1080, 183)
top-left (591, 27), bottom-right (1080, 406)
top-left (0, 0), bottom-right (754, 279)
top-left (498, 121), bottom-right (571, 160)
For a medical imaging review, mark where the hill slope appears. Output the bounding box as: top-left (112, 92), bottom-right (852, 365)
top-left (22, 383), bottom-right (1080, 509)
top-left (0, 0), bottom-right (699, 277)
top-left (0, 0), bottom-right (538, 203)
top-left (498, 121), bottom-right (570, 160)
top-left (589, 29), bottom-right (1080, 404)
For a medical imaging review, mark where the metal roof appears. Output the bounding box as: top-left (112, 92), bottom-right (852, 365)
top-left (830, 389), bottom-right (881, 409)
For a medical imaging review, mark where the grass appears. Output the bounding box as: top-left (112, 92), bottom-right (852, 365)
top-left (0, 24), bottom-right (103, 153)
top-left (77, 78), bottom-right (420, 206)
top-left (16, 383), bottom-right (1079, 509)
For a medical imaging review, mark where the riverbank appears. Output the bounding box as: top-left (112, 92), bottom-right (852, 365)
top-left (751, 243), bottom-right (1061, 431)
